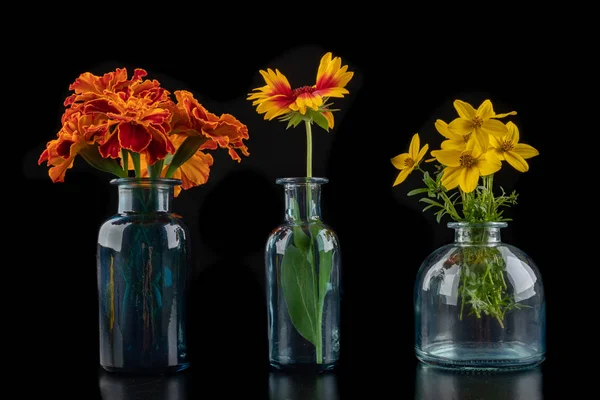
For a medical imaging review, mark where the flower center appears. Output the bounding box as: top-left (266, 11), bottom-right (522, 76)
top-left (472, 116), bottom-right (483, 127)
top-left (404, 158), bottom-right (415, 168)
top-left (292, 85), bottom-right (316, 96)
top-left (459, 154), bottom-right (475, 168)
top-left (501, 140), bottom-right (514, 152)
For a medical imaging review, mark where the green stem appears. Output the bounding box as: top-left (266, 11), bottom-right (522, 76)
top-left (121, 149), bottom-right (129, 176)
top-left (316, 312), bottom-right (323, 364)
top-left (130, 152), bottom-right (142, 178)
top-left (305, 120), bottom-right (313, 178)
top-left (440, 192), bottom-right (462, 221)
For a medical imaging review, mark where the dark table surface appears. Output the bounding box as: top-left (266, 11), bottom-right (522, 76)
top-left (87, 359), bottom-right (557, 399)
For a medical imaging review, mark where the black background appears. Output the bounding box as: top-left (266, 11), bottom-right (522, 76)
top-left (14, 17), bottom-right (589, 399)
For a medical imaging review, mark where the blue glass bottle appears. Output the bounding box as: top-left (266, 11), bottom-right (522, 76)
top-left (415, 222), bottom-right (545, 370)
top-left (265, 177), bottom-right (341, 372)
top-left (97, 178), bottom-right (191, 373)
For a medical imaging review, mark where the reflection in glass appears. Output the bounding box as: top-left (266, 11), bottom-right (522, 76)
top-left (98, 369), bottom-right (189, 400)
top-left (414, 363), bottom-right (542, 400)
top-left (269, 371), bottom-right (338, 400)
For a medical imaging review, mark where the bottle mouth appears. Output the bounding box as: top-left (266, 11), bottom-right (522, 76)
top-left (110, 177), bottom-right (183, 187)
top-left (276, 177), bottom-right (329, 185)
top-left (447, 222), bottom-right (508, 229)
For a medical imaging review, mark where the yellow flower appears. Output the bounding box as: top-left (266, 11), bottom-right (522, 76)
top-left (432, 139), bottom-right (502, 193)
top-left (489, 121), bottom-right (539, 172)
top-left (391, 133), bottom-right (429, 186)
top-left (448, 99), bottom-right (517, 152)
top-left (247, 52), bottom-right (353, 123)
top-left (435, 119), bottom-right (469, 151)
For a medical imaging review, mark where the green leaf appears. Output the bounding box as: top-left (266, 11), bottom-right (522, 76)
top-left (285, 113), bottom-right (304, 130)
top-left (407, 188), bottom-right (429, 196)
top-left (79, 145), bottom-right (127, 178)
top-left (318, 249), bottom-right (333, 305)
top-left (419, 198), bottom-right (444, 207)
top-left (130, 152), bottom-right (141, 177)
top-left (280, 245), bottom-right (318, 347)
top-left (293, 226), bottom-right (311, 253)
top-left (309, 110), bottom-right (330, 132)
top-left (121, 150), bottom-right (129, 175)
top-left (165, 135), bottom-right (206, 178)
top-left (148, 159), bottom-right (164, 178)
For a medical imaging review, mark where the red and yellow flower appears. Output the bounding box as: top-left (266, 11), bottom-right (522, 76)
top-left (247, 52), bottom-right (353, 128)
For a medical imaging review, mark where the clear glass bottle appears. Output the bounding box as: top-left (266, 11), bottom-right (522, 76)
top-left (414, 222), bottom-right (545, 370)
top-left (265, 177), bottom-right (341, 372)
top-left (97, 178), bottom-right (191, 373)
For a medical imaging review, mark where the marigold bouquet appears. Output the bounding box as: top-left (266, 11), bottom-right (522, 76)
top-left (392, 99), bottom-right (539, 326)
top-left (39, 67), bottom-right (249, 194)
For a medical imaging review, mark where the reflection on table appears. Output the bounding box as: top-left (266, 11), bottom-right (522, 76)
top-left (268, 370), bottom-right (339, 400)
top-left (98, 368), bottom-right (189, 400)
top-left (414, 362), bottom-right (542, 400)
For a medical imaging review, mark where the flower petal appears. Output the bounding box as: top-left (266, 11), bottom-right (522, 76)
top-left (476, 99), bottom-right (494, 119)
top-left (435, 119), bottom-right (463, 140)
top-left (391, 153), bottom-right (411, 170)
top-left (504, 151), bottom-right (529, 172)
top-left (491, 111), bottom-right (517, 119)
top-left (448, 118), bottom-right (474, 136)
top-left (460, 166), bottom-right (480, 193)
top-left (505, 121), bottom-right (519, 144)
top-left (432, 149), bottom-right (461, 167)
top-left (393, 167), bottom-right (412, 186)
top-left (514, 143), bottom-right (539, 159)
top-left (118, 122), bottom-right (152, 153)
top-left (441, 166), bottom-right (462, 190)
top-left (98, 129), bottom-right (121, 158)
top-left (322, 111), bottom-right (335, 129)
top-left (476, 153), bottom-right (502, 176)
top-left (316, 52), bottom-right (354, 92)
top-left (453, 100), bottom-right (476, 120)
top-left (409, 133), bottom-right (420, 159)
top-left (441, 139), bottom-right (467, 151)
top-left (416, 143), bottom-right (429, 164)
top-left (481, 119), bottom-right (509, 137)
top-left (471, 127), bottom-right (490, 153)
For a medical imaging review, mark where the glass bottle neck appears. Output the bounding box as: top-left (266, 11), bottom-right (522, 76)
top-left (282, 182), bottom-right (323, 223)
top-left (113, 179), bottom-right (178, 213)
top-left (450, 223), bottom-right (506, 244)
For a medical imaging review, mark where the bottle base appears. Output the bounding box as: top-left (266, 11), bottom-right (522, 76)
top-left (269, 360), bottom-right (337, 374)
top-left (416, 342), bottom-right (545, 371)
top-left (100, 362), bottom-right (191, 375)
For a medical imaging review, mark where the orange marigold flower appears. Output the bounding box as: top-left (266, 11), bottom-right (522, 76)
top-left (247, 52), bottom-right (353, 124)
top-left (38, 111), bottom-right (96, 182)
top-left (67, 68), bottom-right (175, 165)
top-left (171, 90), bottom-right (249, 162)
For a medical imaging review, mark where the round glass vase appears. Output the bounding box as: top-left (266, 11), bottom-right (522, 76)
top-left (414, 222), bottom-right (545, 370)
top-left (265, 177), bottom-right (341, 372)
top-left (97, 178), bottom-right (191, 374)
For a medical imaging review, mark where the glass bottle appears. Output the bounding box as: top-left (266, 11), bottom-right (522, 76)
top-left (265, 177), bottom-right (341, 372)
top-left (97, 178), bottom-right (191, 373)
top-left (415, 222), bottom-right (545, 370)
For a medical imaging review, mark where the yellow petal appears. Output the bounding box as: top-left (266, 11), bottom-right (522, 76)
top-left (409, 133), bottom-right (420, 159)
top-left (391, 153), bottom-right (411, 170)
top-left (471, 127), bottom-right (489, 153)
top-left (460, 167), bottom-right (480, 193)
top-left (441, 139), bottom-right (467, 151)
top-left (492, 148), bottom-right (506, 160)
top-left (435, 119), bottom-right (462, 140)
top-left (491, 111), bottom-right (517, 119)
top-left (448, 118), bottom-right (474, 136)
top-left (476, 99), bottom-right (494, 119)
top-left (322, 111), bottom-right (335, 129)
top-left (514, 143), bottom-right (539, 159)
top-left (506, 121), bottom-right (519, 144)
top-left (453, 100), bottom-right (476, 120)
top-left (481, 119), bottom-right (509, 137)
top-left (476, 154), bottom-right (502, 176)
top-left (488, 133), bottom-right (502, 149)
top-left (433, 149), bottom-right (461, 167)
top-left (441, 166), bottom-right (462, 190)
top-left (416, 143), bottom-right (429, 164)
top-left (504, 151), bottom-right (529, 172)
top-left (393, 167), bottom-right (413, 186)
